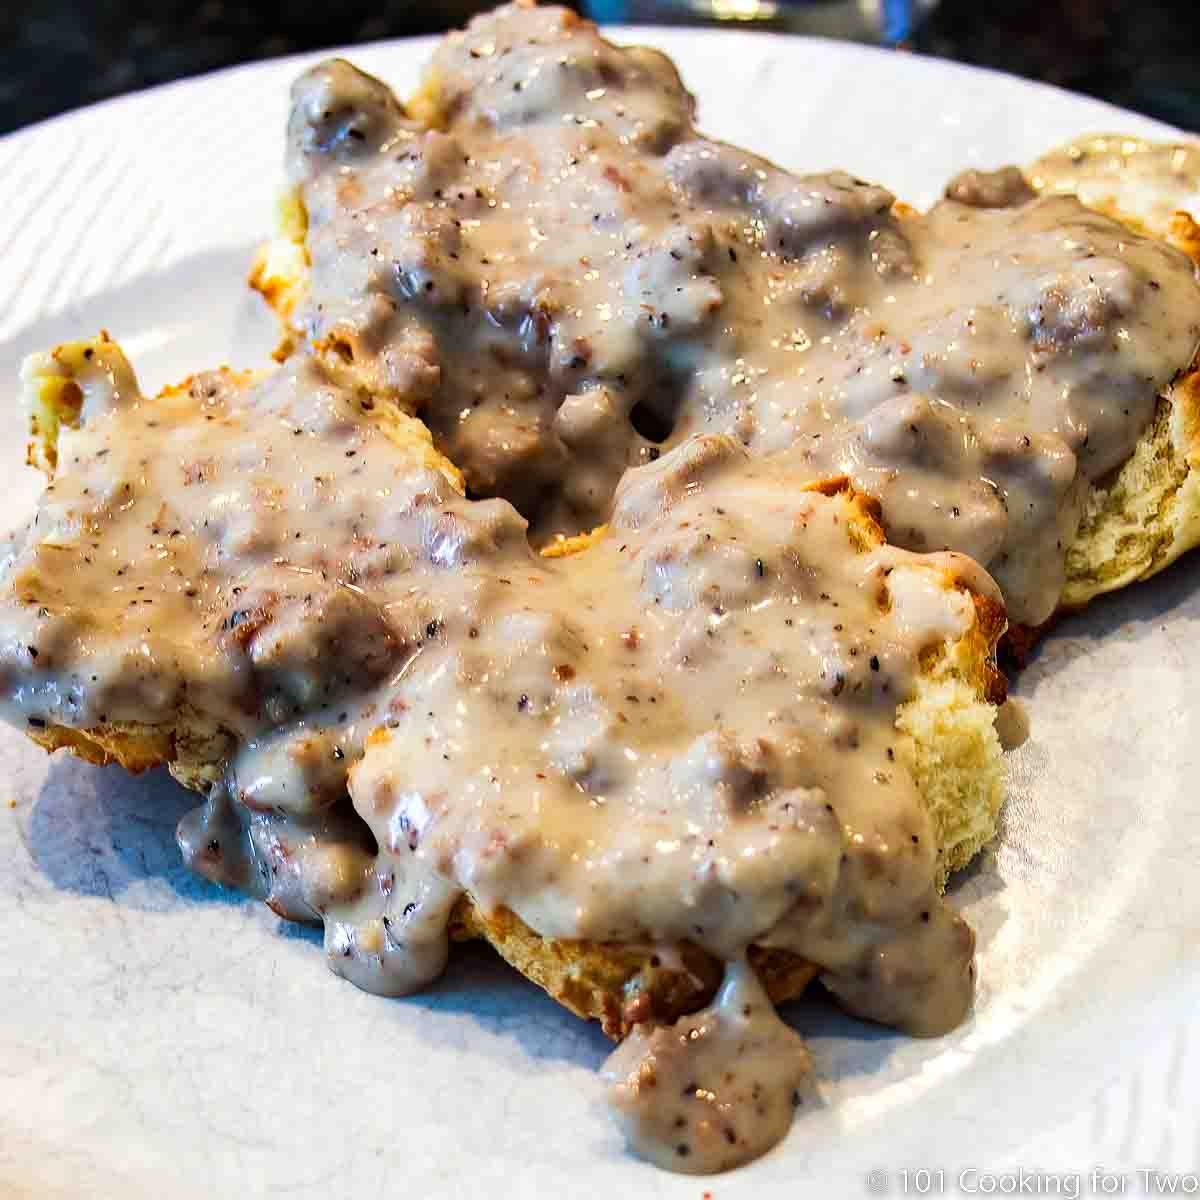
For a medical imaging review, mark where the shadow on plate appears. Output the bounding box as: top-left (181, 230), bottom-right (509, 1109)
top-left (1021, 548), bottom-right (1200, 673)
top-left (28, 753), bottom-right (246, 910)
top-left (266, 910), bottom-right (614, 1066)
top-left (782, 984), bottom-right (904, 1086)
top-left (27, 750), bottom-right (614, 1066)
top-left (410, 939), bottom-right (616, 1068)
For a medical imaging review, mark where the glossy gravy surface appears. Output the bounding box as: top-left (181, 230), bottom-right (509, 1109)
top-left (0, 345), bottom-right (995, 1171)
top-left (288, 3), bottom-right (1200, 626)
top-left (13, 1), bottom-right (1196, 1175)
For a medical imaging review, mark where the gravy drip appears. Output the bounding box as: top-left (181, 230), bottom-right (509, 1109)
top-left (287, 4), bottom-right (1200, 626)
top-left (602, 962), bottom-right (814, 1173)
top-left (0, 351), bottom-right (996, 1170)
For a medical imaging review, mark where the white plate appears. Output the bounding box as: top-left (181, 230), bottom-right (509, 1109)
top-left (1, 28), bottom-right (1198, 1200)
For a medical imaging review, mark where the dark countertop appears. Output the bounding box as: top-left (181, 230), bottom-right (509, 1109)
top-left (2, 0), bottom-right (1197, 137)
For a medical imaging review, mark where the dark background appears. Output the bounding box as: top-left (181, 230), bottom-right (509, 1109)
top-left (2, 0), bottom-right (1198, 138)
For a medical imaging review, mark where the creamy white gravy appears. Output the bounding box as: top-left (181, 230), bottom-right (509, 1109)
top-left (11, 2), bottom-right (1193, 1174)
top-left (994, 697), bottom-right (1030, 752)
top-left (286, 3), bottom-right (1200, 627)
top-left (603, 961), bottom-right (813, 1173)
top-left (1, 340), bottom-right (995, 1171)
